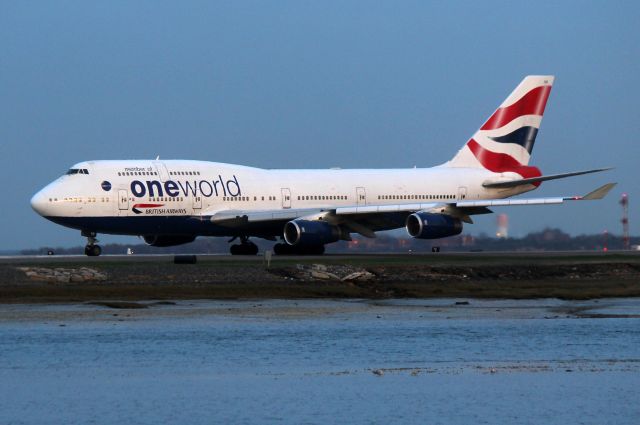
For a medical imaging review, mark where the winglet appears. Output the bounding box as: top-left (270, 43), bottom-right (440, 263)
top-left (579, 183), bottom-right (617, 200)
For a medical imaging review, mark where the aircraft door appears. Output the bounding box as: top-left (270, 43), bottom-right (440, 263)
top-left (457, 186), bottom-right (467, 200)
top-left (193, 194), bottom-right (202, 210)
top-left (281, 188), bottom-right (291, 209)
top-left (356, 187), bottom-right (366, 206)
top-left (118, 190), bottom-right (129, 211)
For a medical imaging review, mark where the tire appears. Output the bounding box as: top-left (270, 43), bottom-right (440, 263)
top-left (230, 243), bottom-right (259, 256)
top-left (86, 245), bottom-right (102, 256)
top-left (273, 243), bottom-right (289, 255)
top-left (274, 243), bottom-right (325, 256)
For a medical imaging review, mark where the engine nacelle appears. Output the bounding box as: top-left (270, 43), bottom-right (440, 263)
top-left (143, 235), bottom-right (196, 247)
top-left (405, 212), bottom-right (463, 239)
top-left (283, 220), bottom-right (345, 246)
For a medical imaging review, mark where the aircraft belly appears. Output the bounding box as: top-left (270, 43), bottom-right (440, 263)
top-left (42, 215), bottom-right (252, 238)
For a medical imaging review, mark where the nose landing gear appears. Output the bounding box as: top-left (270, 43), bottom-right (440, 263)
top-left (82, 231), bottom-right (102, 256)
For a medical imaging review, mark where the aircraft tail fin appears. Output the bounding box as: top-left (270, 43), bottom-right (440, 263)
top-left (445, 75), bottom-right (554, 180)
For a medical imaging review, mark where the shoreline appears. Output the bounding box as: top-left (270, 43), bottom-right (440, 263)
top-left (1, 252), bottom-right (639, 303)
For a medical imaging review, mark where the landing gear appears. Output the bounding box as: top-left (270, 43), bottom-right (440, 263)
top-left (82, 230), bottom-right (102, 257)
top-left (229, 236), bottom-right (259, 256)
top-left (84, 244), bottom-right (102, 256)
top-left (273, 243), bottom-right (325, 255)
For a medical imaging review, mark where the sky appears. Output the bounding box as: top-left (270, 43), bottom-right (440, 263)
top-left (1, 1), bottom-right (639, 250)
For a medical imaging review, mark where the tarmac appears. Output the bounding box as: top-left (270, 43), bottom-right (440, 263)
top-left (2, 249), bottom-right (639, 264)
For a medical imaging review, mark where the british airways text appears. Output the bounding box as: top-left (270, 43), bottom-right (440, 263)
top-left (130, 175), bottom-right (241, 198)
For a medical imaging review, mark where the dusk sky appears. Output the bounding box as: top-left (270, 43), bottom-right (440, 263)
top-left (2, 1), bottom-right (638, 250)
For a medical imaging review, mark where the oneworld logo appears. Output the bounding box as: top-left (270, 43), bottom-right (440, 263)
top-left (130, 175), bottom-right (241, 198)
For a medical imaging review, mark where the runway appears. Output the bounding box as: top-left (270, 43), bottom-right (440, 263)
top-left (2, 249), bottom-right (639, 264)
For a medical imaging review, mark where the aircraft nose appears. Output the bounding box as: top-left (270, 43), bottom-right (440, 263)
top-left (30, 190), bottom-right (49, 216)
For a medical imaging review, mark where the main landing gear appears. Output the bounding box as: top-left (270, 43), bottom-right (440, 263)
top-left (273, 243), bottom-right (325, 256)
top-left (82, 230), bottom-right (102, 257)
top-left (229, 236), bottom-right (259, 256)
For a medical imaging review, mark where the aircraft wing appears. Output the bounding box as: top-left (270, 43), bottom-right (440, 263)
top-left (206, 183), bottom-right (616, 237)
top-left (336, 183), bottom-right (616, 212)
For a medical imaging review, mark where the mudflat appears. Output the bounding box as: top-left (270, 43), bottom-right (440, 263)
top-left (1, 252), bottom-right (639, 302)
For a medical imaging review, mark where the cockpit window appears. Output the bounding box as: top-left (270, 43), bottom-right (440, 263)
top-left (66, 168), bottom-right (89, 175)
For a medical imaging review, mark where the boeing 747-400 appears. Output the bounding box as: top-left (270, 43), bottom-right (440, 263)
top-left (31, 76), bottom-right (614, 255)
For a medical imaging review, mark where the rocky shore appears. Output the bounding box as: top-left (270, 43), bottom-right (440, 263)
top-left (1, 253), bottom-right (639, 302)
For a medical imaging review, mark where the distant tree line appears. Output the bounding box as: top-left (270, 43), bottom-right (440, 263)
top-left (20, 228), bottom-right (639, 255)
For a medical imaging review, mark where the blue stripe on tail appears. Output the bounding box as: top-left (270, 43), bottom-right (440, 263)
top-left (489, 126), bottom-right (538, 154)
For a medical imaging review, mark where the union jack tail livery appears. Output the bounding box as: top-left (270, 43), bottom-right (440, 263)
top-left (447, 75), bottom-right (554, 180)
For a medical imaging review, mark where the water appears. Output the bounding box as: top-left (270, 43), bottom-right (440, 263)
top-left (1, 299), bottom-right (639, 424)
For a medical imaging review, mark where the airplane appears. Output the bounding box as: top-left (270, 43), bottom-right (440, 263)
top-left (30, 75), bottom-right (615, 256)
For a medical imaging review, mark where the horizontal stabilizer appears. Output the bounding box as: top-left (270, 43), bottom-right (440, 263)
top-left (482, 167), bottom-right (612, 189)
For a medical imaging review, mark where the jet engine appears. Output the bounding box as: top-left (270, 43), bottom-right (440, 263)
top-left (405, 212), bottom-right (463, 239)
top-left (143, 235), bottom-right (196, 247)
top-left (283, 220), bottom-right (347, 246)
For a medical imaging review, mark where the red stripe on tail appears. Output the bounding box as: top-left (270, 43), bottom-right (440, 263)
top-left (481, 85), bottom-right (552, 130)
top-left (467, 139), bottom-right (542, 185)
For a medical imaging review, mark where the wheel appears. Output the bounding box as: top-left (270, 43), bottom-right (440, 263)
top-left (298, 244), bottom-right (324, 255)
top-left (312, 245), bottom-right (325, 255)
top-left (273, 243), bottom-right (325, 255)
top-left (247, 242), bottom-right (259, 255)
top-left (230, 243), bottom-right (259, 255)
top-left (273, 243), bottom-right (286, 255)
top-left (85, 245), bottom-right (102, 256)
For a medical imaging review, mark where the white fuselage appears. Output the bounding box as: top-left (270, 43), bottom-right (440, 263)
top-left (31, 159), bottom-right (529, 237)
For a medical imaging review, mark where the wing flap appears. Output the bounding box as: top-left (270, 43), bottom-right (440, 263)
top-left (336, 203), bottom-right (439, 215)
top-left (456, 197), bottom-right (565, 208)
